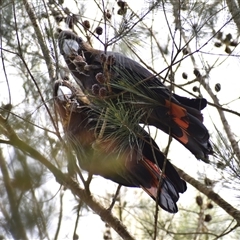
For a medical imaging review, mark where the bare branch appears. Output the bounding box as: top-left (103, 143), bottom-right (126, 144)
top-left (22, 0), bottom-right (55, 80)
top-left (0, 115), bottom-right (135, 240)
top-left (176, 166), bottom-right (240, 225)
top-left (226, 0), bottom-right (240, 33)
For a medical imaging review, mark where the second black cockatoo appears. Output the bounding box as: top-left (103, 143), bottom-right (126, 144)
top-left (58, 30), bottom-right (213, 162)
top-left (54, 80), bottom-right (187, 213)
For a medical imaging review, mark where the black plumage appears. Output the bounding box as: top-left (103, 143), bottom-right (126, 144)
top-left (54, 80), bottom-right (186, 213)
top-left (58, 30), bottom-right (213, 162)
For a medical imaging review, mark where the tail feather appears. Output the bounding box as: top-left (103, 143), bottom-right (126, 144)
top-left (172, 94), bottom-right (207, 110)
top-left (172, 99), bottom-right (213, 161)
top-left (151, 98), bottom-right (213, 161)
top-left (138, 159), bottom-right (179, 213)
top-left (141, 132), bottom-right (187, 193)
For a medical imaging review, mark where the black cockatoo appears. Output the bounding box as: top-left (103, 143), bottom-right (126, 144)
top-left (58, 30), bottom-right (213, 162)
top-left (54, 80), bottom-right (187, 213)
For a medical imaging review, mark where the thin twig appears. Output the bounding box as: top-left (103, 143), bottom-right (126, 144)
top-left (176, 165), bottom-right (240, 225)
top-left (0, 115), bottom-right (135, 240)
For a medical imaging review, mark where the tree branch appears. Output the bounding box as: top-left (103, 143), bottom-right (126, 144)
top-left (176, 166), bottom-right (240, 225)
top-left (200, 76), bottom-right (240, 161)
top-left (22, 0), bottom-right (55, 80)
top-left (0, 150), bottom-right (28, 240)
top-left (0, 115), bottom-right (135, 240)
top-left (226, 0), bottom-right (240, 33)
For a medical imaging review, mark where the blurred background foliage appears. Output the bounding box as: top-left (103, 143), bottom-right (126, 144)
top-left (1, 0), bottom-right (240, 239)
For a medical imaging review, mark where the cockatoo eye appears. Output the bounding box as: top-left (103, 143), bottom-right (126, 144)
top-left (57, 85), bottom-right (72, 101)
top-left (62, 39), bottom-right (79, 55)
